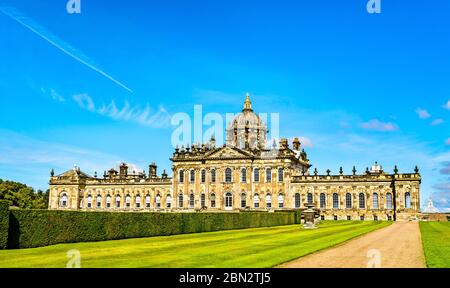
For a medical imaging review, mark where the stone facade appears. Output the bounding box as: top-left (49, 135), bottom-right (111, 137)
top-left (49, 95), bottom-right (421, 221)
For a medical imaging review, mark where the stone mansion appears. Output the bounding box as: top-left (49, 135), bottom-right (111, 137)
top-left (48, 95), bottom-right (421, 221)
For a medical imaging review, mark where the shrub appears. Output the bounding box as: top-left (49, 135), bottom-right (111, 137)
top-left (0, 200), bottom-right (11, 249)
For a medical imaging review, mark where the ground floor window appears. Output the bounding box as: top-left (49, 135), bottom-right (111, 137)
top-left (387, 215), bottom-right (392, 221)
top-left (334, 215), bottom-right (338, 221)
top-left (135, 195), bottom-right (141, 208)
top-left (266, 194), bottom-right (272, 208)
top-left (374, 215), bottom-right (378, 221)
top-left (189, 194), bottom-right (195, 208)
top-left (106, 195), bottom-right (111, 208)
top-left (360, 215), bottom-right (365, 221)
top-left (278, 194), bottom-right (284, 208)
top-left (254, 194), bottom-right (260, 208)
top-left (320, 215), bottom-right (325, 220)
top-left (125, 195), bottom-right (131, 208)
top-left (211, 193), bottom-right (216, 208)
top-left (201, 194), bottom-right (205, 207)
top-left (156, 195), bottom-right (161, 208)
top-left (347, 215), bottom-right (351, 221)
top-left (116, 195), bottom-right (121, 208)
top-left (96, 195), bottom-right (102, 209)
top-left (225, 192), bottom-right (233, 208)
top-left (87, 195), bottom-right (92, 208)
top-left (59, 193), bottom-right (68, 208)
top-left (166, 195), bottom-right (172, 208)
top-left (178, 194), bottom-right (183, 208)
top-left (241, 193), bottom-right (246, 208)
top-left (295, 193), bottom-right (301, 208)
top-left (320, 193), bottom-right (326, 209)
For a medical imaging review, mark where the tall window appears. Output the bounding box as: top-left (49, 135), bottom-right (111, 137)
top-left (125, 195), bottom-right (131, 208)
top-left (225, 192), bottom-right (233, 208)
top-left (145, 194), bottom-right (151, 208)
top-left (225, 168), bottom-right (232, 183)
top-left (266, 193), bottom-right (272, 208)
top-left (189, 194), bottom-right (194, 208)
top-left (320, 193), bottom-right (326, 209)
top-left (96, 195), bottom-right (102, 209)
top-left (307, 193), bottom-right (313, 204)
top-left (405, 192), bottom-right (411, 209)
top-left (135, 195), bottom-right (141, 208)
top-left (155, 195), bottom-right (161, 208)
top-left (295, 193), bottom-right (301, 208)
top-left (345, 193), bottom-right (352, 209)
top-left (190, 170), bottom-right (195, 183)
top-left (333, 193), bottom-right (339, 209)
top-left (201, 194), bottom-right (205, 207)
top-left (278, 193), bottom-right (284, 208)
top-left (87, 195), bottom-right (92, 208)
top-left (210, 193), bottom-right (216, 208)
top-left (179, 170), bottom-right (184, 183)
top-left (386, 193), bottom-right (393, 209)
top-left (201, 169), bottom-right (206, 183)
top-left (59, 193), bottom-right (68, 208)
top-left (211, 169), bottom-right (216, 183)
top-left (178, 194), bottom-right (183, 208)
top-left (254, 194), bottom-right (260, 208)
top-left (106, 195), bottom-right (111, 208)
top-left (372, 193), bottom-right (379, 209)
top-left (115, 195), bottom-right (121, 208)
top-left (241, 169), bottom-right (247, 183)
top-left (359, 193), bottom-right (365, 209)
top-left (254, 168), bottom-right (260, 182)
top-left (278, 168), bottom-right (284, 182)
top-left (266, 168), bottom-right (272, 182)
top-left (241, 193), bottom-right (246, 208)
top-left (166, 195), bottom-right (172, 208)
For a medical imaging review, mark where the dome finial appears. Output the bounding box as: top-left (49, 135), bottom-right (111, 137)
top-left (243, 92), bottom-right (253, 112)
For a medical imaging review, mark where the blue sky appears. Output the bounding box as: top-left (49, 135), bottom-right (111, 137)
top-left (0, 0), bottom-right (449, 211)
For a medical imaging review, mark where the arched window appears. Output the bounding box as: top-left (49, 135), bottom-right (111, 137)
top-left (241, 193), bottom-right (247, 208)
top-left (266, 193), bottom-right (272, 208)
top-left (145, 194), bottom-right (151, 208)
top-left (87, 195), bottom-right (92, 208)
top-left (254, 194), bottom-right (260, 208)
top-left (190, 170), bottom-right (195, 183)
top-left (278, 193), bottom-right (284, 208)
top-left (241, 169), bottom-right (247, 183)
top-left (201, 169), bottom-right (206, 183)
top-left (386, 193), bottom-right (393, 209)
top-left (266, 168), bottom-right (272, 182)
top-left (189, 194), bottom-right (195, 208)
top-left (59, 193), bottom-right (68, 208)
top-left (179, 169), bottom-right (184, 183)
top-left (278, 168), bottom-right (284, 182)
top-left (178, 194), bottom-right (183, 208)
top-left (320, 193), bottom-right (326, 209)
top-left (166, 195), bottom-right (172, 208)
top-left (211, 169), bottom-right (216, 183)
top-left (225, 192), bottom-right (233, 208)
top-left (333, 193), bottom-right (339, 209)
top-left (295, 193), bottom-right (301, 208)
top-left (210, 193), bottom-right (216, 208)
top-left (106, 195), bottom-right (111, 208)
top-left (405, 192), bottom-right (411, 209)
top-left (201, 194), bottom-right (206, 207)
top-left (345, 193), bottom-right (352, 209)
top-left (372, 193), bottom-right (379, 209)
top-left (156, 194), bottom-right (161, 208)
top-left (359, 193), bottom-right (365, 209)
top-left (225, 168), bottom-right (232, 183)
top-left (96, 195), bottom-right (102, 209)
top-left (115, 195), bottom-right (121, 208)
top-left (254, 168), bottom-right (260, 182)
top-left (125, 194), bottom-right (131, 208)
top-left (307, 193), bottom-right (313, 204)
top-left (135, 195), bottom-right (141, 208)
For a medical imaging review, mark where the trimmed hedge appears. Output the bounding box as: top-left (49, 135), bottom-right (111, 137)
top-left (0, 200), bottom-right (10, 249)
top-left (7, 209), bottom-right (301, 249)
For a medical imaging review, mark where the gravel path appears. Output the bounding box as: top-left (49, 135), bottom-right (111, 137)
top-left (278, 222), bottom-right (426, 268)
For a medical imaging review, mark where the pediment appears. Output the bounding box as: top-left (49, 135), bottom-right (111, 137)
top-left (205, 146), bottom-right (253, 159)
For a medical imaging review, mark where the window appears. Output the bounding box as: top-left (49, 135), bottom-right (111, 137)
top-left (360, 215), bottom-right (365, 221)
top-left (87, 195), bottom-right (92, 208)
top-left (405, 192), bottom-right (411, 209)
top-left (59, 193), bottom-right (68, 208)
top-left (333, 193), bottom-right (339, 209)
top-left (278, 168), bottom-right (284, 182)
top-left (145, 194), bottom-right (151, 208)
top-left (225, 192), bottom-right (233, 208)
top-left (387, 215), bottom-right (392, 221)
top-left (166, 195), bottom-right (172, 208)
top-left (254, 194), bottom-right (260, 208)
top-left (156, 195), bottom-right (161, 208)
top-left (190, 170), bottom-right (195, 183)
top-left (179, 170), bottom-right (184, 183)
top-left (189, 194), bottom-right (194, 208)
top-left (178, 194), bottom-right (183, 208)
top-left (115, 195), bottom-right (121, 208)
top-left (278, 193), bottom-right (284, 208)
top-left (320, 215), bottom-right (325, 220)
top-left (106, 195), bottom-right (111, 208)
top-left (201, 169), bottom-right (206, 183)
top-left (241, 193), bottom-right (246, 208)
top-left (347, 216), bottom-right (351, 221)
top-left (241, 169), bottom-right (247, 183)
top-left (374, 215), bottom-right (378, 221)
top-left (334, 215), bottom-right (338, 221)
top-left (200, 194), bottom-right (206, 207)
top-left (125, 195), bottom-right (131, 208)
top-left (96, 195), bottom-right (102, 209)
top-left (135, 195), bottom-right (141, 208)
top-left (345, 193), bottom-right (352, 209)
top-left (359, 193), bottom-right (365, 209)
top-left (295, 193), bottom-right (301, 208)
top-left (307, 193), bottom-right (313, 204)
top-left (211, 193), bottom-right (216, 208)
top-left (225, 168), bottom-right (232, 183)
top-left (254, 168), bottom-right (260, 182)
top-left (320, 193), bottom-right (326, 209)
top-left (266, 193), bottom-right (272, 208)
top-left (386, 193), bottom-right (393, 209)
top-left (211, 169), bottom-right (216, 183)
top-left (266, 168), bottom-right (272, 182)
top-left (372, 193), bottom-right (379, 209)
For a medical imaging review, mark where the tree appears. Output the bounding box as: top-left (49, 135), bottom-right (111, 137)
top-left (0, 179), bottom-right (48, 209)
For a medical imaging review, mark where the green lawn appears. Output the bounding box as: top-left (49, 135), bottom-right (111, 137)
top-left (0, 221), bottom-right (390, 268)
top-left (420, 221), bottom-right (450, 268)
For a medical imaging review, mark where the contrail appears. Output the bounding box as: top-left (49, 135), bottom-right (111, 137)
top-left (0, 5), bottom-right (133, 93)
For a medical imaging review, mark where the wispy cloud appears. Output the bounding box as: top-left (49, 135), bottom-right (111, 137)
top-left (0, 5), bottom-right (133, 93)
top-left (443, 100), bottom-right (450, 110)
top-left (430, 118), bottom-right (444, 126)
top-left (360, 119), bottom-right (399, 132)
top-left (415, 108), bottom-right (431, 119)
top-left (446, 138), bottom-right (450, 145)
top-left (73, 93), bottom-right (171, 128)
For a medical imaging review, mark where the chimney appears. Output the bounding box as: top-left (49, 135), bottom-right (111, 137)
top-left (119, 163), bottom-right (128, 178)
top-left (149, 162), bottom-right (157, 178)
top-left (279, 138), bottom-right (288, 150)
top-left (292, 138), bottom-right (301, 151)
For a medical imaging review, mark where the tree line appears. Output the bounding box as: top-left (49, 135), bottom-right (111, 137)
top-left (0, 179), bottom-right (48, 209)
